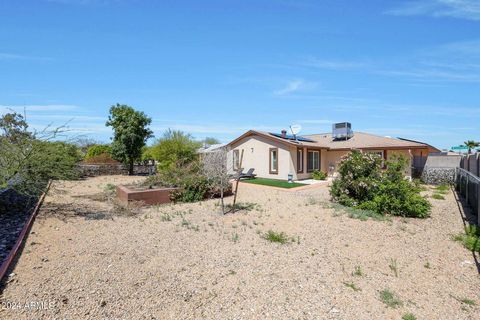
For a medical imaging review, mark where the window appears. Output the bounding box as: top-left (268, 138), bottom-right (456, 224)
top-left (233, 149), bottom-right (240, 170)
top-left (366, 150), bottom-right (384, 159)
top-left (269, 148), bottom-right (278, 174)
top-left (307, 150), bottom-right (320, 172)
top-left (297, 148), bottom-right (303, 173)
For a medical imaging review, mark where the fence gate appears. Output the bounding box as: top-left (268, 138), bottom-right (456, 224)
top-left (455, 167), bottom-right (480, 225)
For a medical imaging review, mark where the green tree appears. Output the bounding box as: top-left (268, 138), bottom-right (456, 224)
top-left (0, 111), bottom-right (32, 144)
top-left (150, 129), bottom-right (201, 170)
top-left (141, 146), bottom-right (155, 162)
top-left (464, 140), bottom-right (480, 154)
top-left (203, 137), bottom-right (221, 146)
top-left (85, 144), bottom-right (112, 159)
top-left (105, 104), bottom-right (153, 175)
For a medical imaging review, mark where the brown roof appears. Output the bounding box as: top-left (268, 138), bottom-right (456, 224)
top-left (228, 130), bottom-right (440, 152)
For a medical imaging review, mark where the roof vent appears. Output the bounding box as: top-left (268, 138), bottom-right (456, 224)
top-left (332, 122), bottom-right (353, 140)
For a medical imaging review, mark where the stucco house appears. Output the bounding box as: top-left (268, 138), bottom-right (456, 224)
top-left (226, 123), bottom-right (439, 180)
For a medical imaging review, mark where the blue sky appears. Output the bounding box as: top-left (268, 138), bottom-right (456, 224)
top-left (0, 0), bottom-right (479, 149)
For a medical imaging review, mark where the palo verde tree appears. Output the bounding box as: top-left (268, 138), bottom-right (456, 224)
top-left (150, 129), bottom-right (201, 171)
top-left (106, 104), bottom-right (153, 175)
top-left (0, 112), bottom-right (81, 195)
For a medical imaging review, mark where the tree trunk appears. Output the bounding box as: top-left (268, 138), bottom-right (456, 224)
top-left (129, 160), bottom-right (134, 176)
top-left (220, 187), bottom-right (225, 214)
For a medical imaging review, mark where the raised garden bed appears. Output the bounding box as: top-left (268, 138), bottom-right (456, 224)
top-left (116, 185), bottom-right (178, 206)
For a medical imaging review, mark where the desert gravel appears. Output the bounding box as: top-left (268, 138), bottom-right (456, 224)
top-left (0, 175), bottom-right (479, 319)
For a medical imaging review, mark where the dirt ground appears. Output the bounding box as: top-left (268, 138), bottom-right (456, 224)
top-left (1, 175), bottom-right (479, 319)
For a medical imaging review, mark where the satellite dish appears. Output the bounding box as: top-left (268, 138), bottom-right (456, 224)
top-left (290, 124), bottom-right (302, 135)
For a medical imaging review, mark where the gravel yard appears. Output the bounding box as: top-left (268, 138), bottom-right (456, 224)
top-left (1, 176), bottom-right (479, 319)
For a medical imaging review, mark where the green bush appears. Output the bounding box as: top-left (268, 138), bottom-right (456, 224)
top-left (453, 224), bottom-right (480, 252)
top-left (149, 129), bottom-right (201, 171)
top-left (85, 144), bottom-right (112, 159)
top-left (143, 163), bottom-right (211, 203)
top-left (171, 174), bottom-right (210, 203)
top-left (1, 112), bottom-right (81, 195)
top-left (330, 151), bottom-right (431, 218)
top-left (330, 151), bottom-right (382, 206)
top-left (141, 146), bottom-right (155, 162)
top-left (432, 193), bottom-right (445, 200)
top-left (263, 230), bottom-right (290, 244)
top-left (29, 141), bottom-right (82, 181)
top-left (312, 170), bottom-right (327, 180)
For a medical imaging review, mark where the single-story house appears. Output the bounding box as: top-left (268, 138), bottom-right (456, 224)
top-left (197, 143), bottom-right (227, 159)
top-left (226, 123), bottom-right (439, 180)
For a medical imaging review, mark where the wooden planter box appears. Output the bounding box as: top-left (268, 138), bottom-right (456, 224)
top-left (116, 185), bottom-right (178, 206)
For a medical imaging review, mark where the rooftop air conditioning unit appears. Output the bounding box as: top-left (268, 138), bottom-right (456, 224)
top-left (332, 122), bottom-right (353, 140)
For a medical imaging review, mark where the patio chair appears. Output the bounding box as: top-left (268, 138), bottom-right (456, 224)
top-left (239, 168), bottom-right (256, 179)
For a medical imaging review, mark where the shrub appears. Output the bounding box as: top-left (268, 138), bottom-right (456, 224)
top-left (432, 193), bottom-right (445, 200)
top-left (1, 112), bottom-right (81, 195)
top-left (330, 151), bottom-right (431, 218)
top-left (171, 174), bottom-right (210, 203)
top-left (434, 184), bottom-right (449, 194)
top-left (85, 144), bottom-right (112, 159)
top-left (149, 129), bottom-right (201, 171)
top-left (143, 163), bottom-right (211, 203)
top-left (343, 282), bottom-right (361, 292)
top-left (330, 151), bottom-right (382, 206)
top-left (141, 146), bottom-right (155, 162)
top-left (453, 224), bottom-right (480, 252)
top-left (312, 170), bottom-right (327, 180)
top-left (22, 141), bottom-right (82, 188)
top-left (263, 230), bottom-right (290, 244)
top-left (402, 313), bottom-right (417, 320)
top-left (82, 153), bottom-right (119, 164)
top-left (352, 266), bottom-right (363, 277)
top-left (379, 289), bottom-right (403, 308)
top-left (225, 202), bottom-right (258, 212)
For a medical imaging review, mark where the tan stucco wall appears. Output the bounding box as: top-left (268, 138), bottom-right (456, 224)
top-left (292, 147), bottom-right (328, 180)
top-left (227, 134), bottom-right (424, 179)
top-left (325, 148), bottom-right (420, 177)
top-left (385, 149), bottom-right (412, 176)
top-left (228, 135), bottom-right (295, 180)
top-left (325, 151), bottom-right (349, 174)
top-left (410, 148), bottom-right (429, 157)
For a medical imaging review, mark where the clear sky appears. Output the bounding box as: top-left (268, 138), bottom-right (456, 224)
top-left (0, 0), bottom-right (479, 149)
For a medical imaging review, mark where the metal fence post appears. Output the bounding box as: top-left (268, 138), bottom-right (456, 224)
top-left (478, 183), bottom-right (480, 226)
top-left (477, 154), bottom-right (480, 178)
top-left (455, 167), bottom-right (458, 189)
top-left (466, 174), bottom-right (469, 205)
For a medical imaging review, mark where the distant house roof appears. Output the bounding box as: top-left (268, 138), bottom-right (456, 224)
top-left (227, 130), bottom-right (440, 152)
top-left (197, 143), bottom-right (226, 154)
